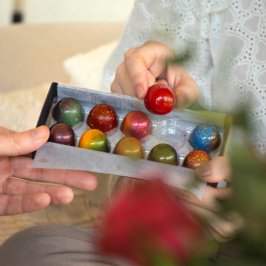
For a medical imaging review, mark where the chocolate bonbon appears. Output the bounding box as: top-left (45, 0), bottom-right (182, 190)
top-left (49, 123), bottom-right (75, 146)
top-left (183, 150), bottom-right (211, 169)
top-left (148, 144), bottom-right (179, 166)
top-left (144, 84), bottom-right (175, 115)
top-left (53, 98), bottom-right (83, 126)
top-left (78, 129), bottom-right (108, 152)
top-left (86, 104), bottom-right (118, 135)
top-left (189, 124), bottom-right (220, 154)
top-left (114, 137), bottom-right (144, 159)
top-left (121, 111), bottom-right (152, 141)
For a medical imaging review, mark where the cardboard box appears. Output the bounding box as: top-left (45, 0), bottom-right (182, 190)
top-left (32, 82), bottom-right (232, 199)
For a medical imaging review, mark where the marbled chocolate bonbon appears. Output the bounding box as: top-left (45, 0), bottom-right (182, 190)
top-left (114, 137), bottom-right (144, 159)
top-left (86, 104), bottom-right (118, 135)
top-left (78, 129), bottom-right (108, 152)
top-left (49, 123), bottom-right (75, 146)
top-left (183, 150), bottom-right (211, 169)
top-left (189, 124), bottom-right (220, 153)
top-left (121, 111), bottom-right (152, 141)
top-left (148, 144), bottom-right (179, 166)
top-left (53, 98), bottom-right (83, 126)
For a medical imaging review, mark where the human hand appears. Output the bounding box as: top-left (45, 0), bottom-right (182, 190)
top-left (111, 41), bottom-right (244, 241)
top-left (175, 156), bottom-right (246, 242)
top-left (0, 126), bottom-right (97, 216)
top-left (111, 40), bottom-right (200, 109)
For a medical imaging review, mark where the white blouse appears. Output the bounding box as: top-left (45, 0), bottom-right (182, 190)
top-left (102, 0), bottom-right (266, 155)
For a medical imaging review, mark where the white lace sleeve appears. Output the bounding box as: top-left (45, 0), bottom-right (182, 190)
top-left (102, 0), bottom-right (266, 155)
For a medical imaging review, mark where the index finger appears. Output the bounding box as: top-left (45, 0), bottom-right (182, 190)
top-left (166, 63), bottom-right (200, 109)
top-left (124, 41), bottom-right (175, 99)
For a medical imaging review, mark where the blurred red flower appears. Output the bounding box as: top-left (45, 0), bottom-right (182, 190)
top-left (99, 180), bottom-right (204, 266)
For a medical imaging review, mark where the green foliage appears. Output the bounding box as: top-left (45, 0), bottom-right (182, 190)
top-left (151, 253), bottom-right (179, 266)
top-left (214, 110), bottom-right (266, 262)
top-left (214, 258), bottom-right (265, 266)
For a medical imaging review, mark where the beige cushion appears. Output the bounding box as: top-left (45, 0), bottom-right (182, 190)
top-left (0, 40), bottom-right (120, 132)
top-left (64, 40), bottom-right (118, 92)
top-left (0, 22), bottom-right (125, 93)
top-left (0, 22), bottom-right (126, 245)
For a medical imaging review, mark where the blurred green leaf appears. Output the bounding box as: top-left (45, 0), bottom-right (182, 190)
top-left (232, 110), bottom-right (250, 131)
top-left (230, 143), bottom-right (266, 242)
top-left (211, 109), bottom-right (266, 260)
top-left (189, 259), bottom-right (212, 266)
top-left (217, 108), bottom-right (266, 257)
top-left (151, 253), bottom-right (178, 266)
top-left (214, 258), bottom-right (264, 266)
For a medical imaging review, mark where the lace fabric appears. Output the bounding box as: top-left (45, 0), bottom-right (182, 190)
top-left (102, 0), bottom-right (266, 155)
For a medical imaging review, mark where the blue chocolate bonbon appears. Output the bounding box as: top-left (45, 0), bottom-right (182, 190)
top-left (188, 124), bottom-right (220, 154)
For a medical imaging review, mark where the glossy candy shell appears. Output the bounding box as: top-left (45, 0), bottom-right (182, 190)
top-left (121, 111), bottom-right (152, 140)
top-left (189, 124), bottom-right (220, 154)
top-left (53, 98), bottom-right (83, 126)
top-left (183, 150), bottom-right (211, 169)
top-left (49, 123), bottom-right (75, 146)
top-left (78, 129), bottom-right (109, 152)
top-left (114, 137), bottom-right (144, 159)
top-left (148, 144), bottom-right (179, 166)
top-left (144, 84), bottom-right (175, 115)
top-left (86, 104), bottom-right (118, 134)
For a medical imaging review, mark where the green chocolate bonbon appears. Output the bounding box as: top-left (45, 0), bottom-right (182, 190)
top-left (148, 144), bottom-right (179, 166)
top-left (53, 98), bottom-right (83, 126)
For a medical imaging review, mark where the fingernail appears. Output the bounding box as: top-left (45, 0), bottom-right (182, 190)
top-left (195, 164), bottom-right (212, 179)
top-left (135, 85), bottom-right (145, 99)
top-left (32, 127), bottom-right (48, 139)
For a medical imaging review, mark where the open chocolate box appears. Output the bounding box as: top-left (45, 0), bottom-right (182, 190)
top-left (33, 82), bottom-right (232, 199)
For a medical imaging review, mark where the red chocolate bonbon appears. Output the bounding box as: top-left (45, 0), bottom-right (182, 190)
top-left (121, 111), bottom-right (152, 141)
top-left (86, 104), bottom-right (118, 135)
top-left (144, 84), bottom-right (175, 115)
top-left (49, 123), bottom-right (75, 146)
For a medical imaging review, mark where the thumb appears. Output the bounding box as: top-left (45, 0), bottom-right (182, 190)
top-left (0, 126), bottom-right (50, 157)
top-left (167, 63), bottom-right (200, 109)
